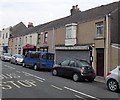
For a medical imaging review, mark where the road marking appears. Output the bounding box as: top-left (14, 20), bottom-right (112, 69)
top-left (4, 65), bottom-right (15, 69)
top-left (51, 85), bottom-right (63, 91)
top-left (22, 71), bottom-right (45, 81)
top-left (35, 78), bottom-right (44, 83)
top-left (75, 95), bottom-right (86, 100)
top-left (16, 71), bottom-right (21, 73)
top-left (64, 86), bottom-right (100, 100)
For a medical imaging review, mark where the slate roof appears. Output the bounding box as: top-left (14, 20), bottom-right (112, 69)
top-left (11, 1), bottom-right (119, 37)
top-left (11, 22), bottom-right (28, 37)
top-left (38, 1), bottom-right (119, 31)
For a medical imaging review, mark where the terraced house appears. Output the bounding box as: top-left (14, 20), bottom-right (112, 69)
top-left (8, 1), bottom-right (119, 77)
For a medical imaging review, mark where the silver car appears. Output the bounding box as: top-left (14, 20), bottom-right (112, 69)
top-left (10, 54), bottom-right (24, 65)
top-left (0, 53), bottom-right (12, 61)
top-left (106, 66), bottom-right (120, 92)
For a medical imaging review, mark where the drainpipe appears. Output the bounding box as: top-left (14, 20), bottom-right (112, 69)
top-left (105, 14), bottom-right (109, 76)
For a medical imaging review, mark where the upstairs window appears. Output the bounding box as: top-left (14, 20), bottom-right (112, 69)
top-left (30, 36), bottom-right (32, 44)
top-left (65, 23), bottom-right (77, 39)
top-left (26, 37), bottom-right (27, 43)
top-left (19, 37), bottom-right (22, 45)
top-left (44, 32), bottom-right (48, 43)
top-left (96, 22), bottom-right (104, 37)
top-left (37, 34), bottom-right (41, 44)
top-left (6, 33), bottom-right (8, 38)
top-left (3, 34), bottom-right (4, 39)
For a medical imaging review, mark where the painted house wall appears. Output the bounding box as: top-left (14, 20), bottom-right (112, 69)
top-left (110, 47), bottom-right (120, 70)
top-left (55, 27), bottom-right (66, 46)
top-left (77, 18), bottom-right (105, 44)
top-left (1, 27), bottom-right (11, 47)
top-left (24, 33), bottom-right (38, 46)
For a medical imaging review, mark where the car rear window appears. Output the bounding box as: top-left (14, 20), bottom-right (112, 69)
top-left (76, 60), bottom-right (92, 68)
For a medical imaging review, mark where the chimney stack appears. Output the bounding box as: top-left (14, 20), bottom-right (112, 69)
top-left (28, 22), bottom-right (33, 28)
top-left (70, 5), bottom-right (80, 16)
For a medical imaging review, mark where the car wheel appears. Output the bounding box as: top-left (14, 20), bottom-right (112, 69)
top-left (22, 62), bottom-right (25, 67)
top-left (52, 69), bottom-right (58, 76)
top-left (73, 73), bottom-right (79, 82)
top-left (34, 64), bottom-right (38, 71)
top-left (107, 79), bottom-right (119, 92)
top-left (15, 61), bottom-right (18, 65)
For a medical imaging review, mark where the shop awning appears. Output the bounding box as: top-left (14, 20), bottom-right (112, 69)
top-left (22, 44), bottom-right (35, 49)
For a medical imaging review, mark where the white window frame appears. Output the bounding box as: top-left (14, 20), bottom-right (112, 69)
top-left (96, 22), bottom-right (104, 38)
top-left (65, 23), bottom-right (77, 39)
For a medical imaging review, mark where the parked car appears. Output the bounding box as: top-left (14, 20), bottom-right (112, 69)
top-left (52, 59), bottom-right (96, 82)
top-left (22, 51), bottom-right (54, 70)
top-left (106, 66), bottom-right (120, 92)
top-left (10, 54), bottom-right (24, 65)
top-left (0, 53), bottom-right (12, 61)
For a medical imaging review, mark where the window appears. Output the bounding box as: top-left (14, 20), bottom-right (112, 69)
top-left (96, 22), bottom-right (104, 37)
top-left (30, 36), bottom-right (32, 44)
top-left (26, 37), bottom-right (27, 43)
top-left (66, 27), bottom-right (72, 39)
top-left (61, 60), bottom-right (70, 66)
top-left (69, 60), bottom-right (76, 67)
top-left (37, 34), bottom-right (41, 44)
top-left (19, 38), bottom-right (21, 45)
top-left (66, 23), bottom-right (77, 39)
top-left (6, 33), bottom-right (8, 38)
top-left (47, 54), bottom-right (54, 60)
top-left (3, 34), bottom-right (4, 39)
top-left (44, 32), bottom-right (48, 43)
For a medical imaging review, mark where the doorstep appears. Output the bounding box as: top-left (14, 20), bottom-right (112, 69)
top-left (94, 76), bottom-right (105, 83)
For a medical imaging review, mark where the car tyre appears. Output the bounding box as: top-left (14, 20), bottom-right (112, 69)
top-left (15, 60), bottom-right (18, 65)
top-left (34, 64), bottom-right (38, 71)
top-left (22, 62), bottom-right (26, 67)
top-left (52, 69), bottom-right (58, 76)
top-left (73, 73), bottom-right (79, 82)
top-left (107, 79), bottom-right (119, 92)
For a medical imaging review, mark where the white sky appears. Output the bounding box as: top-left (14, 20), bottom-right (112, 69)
top-left (0, 0), bottom-right (118, 30)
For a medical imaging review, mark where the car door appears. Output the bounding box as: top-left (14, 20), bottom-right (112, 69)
top-left (66, 60), bottom-right (77, 77)
top-left (11, 55), bottom-right (16, 63)
top-left (118, 67), bottom-right (120, 87)
top-left (59, 60), bottom-right (70, 76)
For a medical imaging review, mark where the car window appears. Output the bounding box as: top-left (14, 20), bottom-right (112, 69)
top-left (69, 60), bottom-right (76, 67)
top-left (47, 54), bottom-right (54, 60)
top-left (4, 53), bottom-right (11, 56)
top-left (61, 60), bottom-right (70, 66)
top-left (76, 60), bottom-right (92, 68)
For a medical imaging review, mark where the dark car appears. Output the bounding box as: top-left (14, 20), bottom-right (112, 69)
top-left (52, 59), bottom-right (96, 82)
top-left (10, 54), bottom-right (24, 65)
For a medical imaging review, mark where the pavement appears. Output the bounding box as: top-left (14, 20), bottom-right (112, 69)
top-left (95, 76), bottom-right (105, 83)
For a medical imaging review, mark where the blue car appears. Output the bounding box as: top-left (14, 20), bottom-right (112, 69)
top-left (22, 51), bottom-right (54, 70)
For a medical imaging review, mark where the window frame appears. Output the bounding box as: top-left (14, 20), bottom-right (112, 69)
top-left (44, 32), bottom-right (48, 43)
top-left (96, 22), bottom-right (104, 38)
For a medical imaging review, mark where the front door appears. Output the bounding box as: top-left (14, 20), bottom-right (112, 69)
top-left (96, 49), bottom-right (104, 76)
